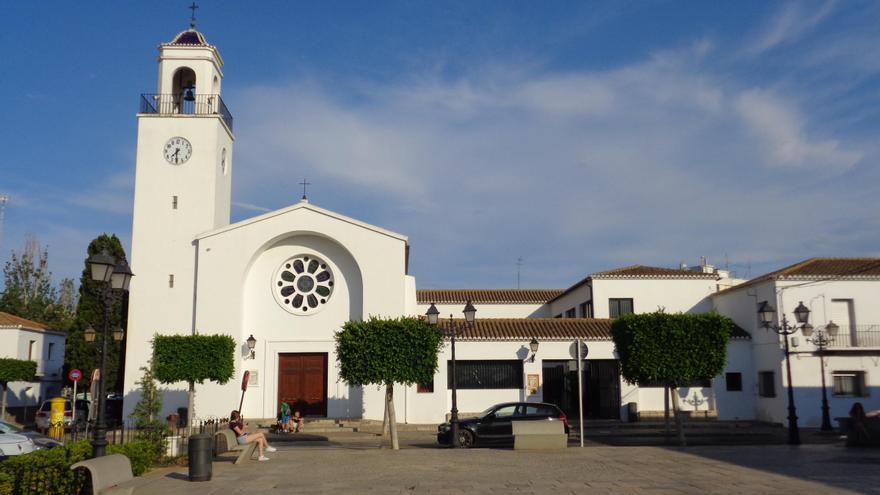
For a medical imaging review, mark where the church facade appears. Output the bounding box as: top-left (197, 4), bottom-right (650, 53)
top-left (123, 28), bottom-right (880, 427)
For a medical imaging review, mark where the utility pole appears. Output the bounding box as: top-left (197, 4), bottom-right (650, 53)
top-left (516, 256), bottom-right (523, 289)
top-left (0, 195), bottom-right (8, 256)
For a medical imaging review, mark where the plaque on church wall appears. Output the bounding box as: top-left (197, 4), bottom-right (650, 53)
top-left (248, 370), bottom-right (259, 387)
top-left (273, 254), bottom-right (335, 315)
top-left (527, 374), bottom-right (539, 395)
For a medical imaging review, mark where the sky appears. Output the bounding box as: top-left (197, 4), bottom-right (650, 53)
top-left (0, 1), bottom-right (878, 291)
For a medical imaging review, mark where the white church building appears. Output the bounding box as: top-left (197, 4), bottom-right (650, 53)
top-left (122, 27), bottom-right (880, 427)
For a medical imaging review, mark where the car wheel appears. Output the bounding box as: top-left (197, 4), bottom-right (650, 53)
top-left (457, 429), bottom-right (475, 448)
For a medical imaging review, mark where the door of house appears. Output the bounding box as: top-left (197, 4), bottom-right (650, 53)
top-left (542, 359), bottom-right (621, 420)
top-left (278, 353), bottom-right (328, 417)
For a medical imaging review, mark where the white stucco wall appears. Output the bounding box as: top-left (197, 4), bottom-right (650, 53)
top-left (590, 278), bottom-right (718, 318)
top-left (548, 283), bottom-right (591, 318)
top-left (0, 328), bottom-right (66, 408)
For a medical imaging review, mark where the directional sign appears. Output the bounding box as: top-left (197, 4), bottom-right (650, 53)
top-left (68, 369), bottom-right (82, 382)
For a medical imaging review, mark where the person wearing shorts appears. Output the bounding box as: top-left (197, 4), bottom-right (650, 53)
top-left (229, 410), bottom-right (276, 461)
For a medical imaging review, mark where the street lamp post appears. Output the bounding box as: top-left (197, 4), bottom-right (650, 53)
top-left (425, 300), bottom-right (476, 448)
top-left (802, 321), bottom-right (839, 431)
top-left (86, 250), bottom-right (133, 458)
top-left (758, 300), bottom-right (811, 446)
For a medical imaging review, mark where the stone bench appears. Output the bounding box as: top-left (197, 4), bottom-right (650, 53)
top-left (215, 428), bottom-right (258, 464)
top-left (70, 454), bottom-right (143, 495)
top-left (512, 420), bottom-right (567, 450)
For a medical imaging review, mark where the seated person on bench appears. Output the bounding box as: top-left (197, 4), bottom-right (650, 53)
top-left (230, 410), bottom-right (276, 461)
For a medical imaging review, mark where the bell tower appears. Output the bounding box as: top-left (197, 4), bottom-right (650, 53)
top-left (124, 27), bottom-right (234, 414)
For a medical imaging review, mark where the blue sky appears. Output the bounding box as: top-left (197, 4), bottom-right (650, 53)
top-left (1, 1), bottom-right (878, 290)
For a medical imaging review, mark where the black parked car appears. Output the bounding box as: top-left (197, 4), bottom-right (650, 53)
top-left (437, 402), bottom-right (569, 448)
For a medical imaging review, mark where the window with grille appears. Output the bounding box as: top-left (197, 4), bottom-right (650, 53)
top-left (579, 301), bottom-right (591, 318)
top-left (448, 360), bottom-right (523, 389)
top-left (833, 371), bottom-right (866, 397)
top-left (609, 298), bottom-right (634, 318)
top-left (758, 371), bottom-right (775, 397)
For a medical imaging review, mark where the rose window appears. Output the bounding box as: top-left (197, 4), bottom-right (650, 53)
top-left (273, 255), bottom-right (334, 314)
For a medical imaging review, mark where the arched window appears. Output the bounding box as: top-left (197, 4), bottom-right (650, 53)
top-left (171, 67), bottom-right (197, 114)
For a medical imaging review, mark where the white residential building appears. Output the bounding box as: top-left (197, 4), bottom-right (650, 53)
top-left (0, 312), bottom-right (67, 420)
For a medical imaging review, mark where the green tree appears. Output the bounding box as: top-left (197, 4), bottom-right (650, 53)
top-left (64, 234), bottom-right (128, 393)
top-left (611, 311), bottom-right (732, 446)
top-left (129, 358), bottom-right (166, 459)
top-left (0, 236), bottom-right (75, 330)
top-left (0, 358), bottom-right (37, 421)
top-left (335, 317), bottom-right (443, 450)
top-left (153, 334), bottom-right (236, 430)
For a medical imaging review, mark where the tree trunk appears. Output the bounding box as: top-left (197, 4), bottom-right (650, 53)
top-left (382, 398), bottom-right (390, 438)
top-left (385, 383), bottom-right (399, 450)
top-left (1, 382), bottom-right (7, 422)
top-left (188, 381), bottom-right (195, 436)
top-left (670, 387), bottom-right (686, 447)
top-left (663, 385), bottom-right (670, 441)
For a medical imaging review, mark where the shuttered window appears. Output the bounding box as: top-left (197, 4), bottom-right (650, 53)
top-left (447, 360), bottom-right (523, 389)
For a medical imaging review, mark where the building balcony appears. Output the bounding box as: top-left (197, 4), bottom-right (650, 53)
top-left (826, 325), bottom-right (880, 349)
top-left (139, 93), bottom-right (233, 132)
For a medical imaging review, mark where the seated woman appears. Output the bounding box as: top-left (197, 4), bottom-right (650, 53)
top-left (229, 410), bottom-right (276, 461)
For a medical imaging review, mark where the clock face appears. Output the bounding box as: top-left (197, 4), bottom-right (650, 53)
top-left (163, 137), bottom-right (192, 165)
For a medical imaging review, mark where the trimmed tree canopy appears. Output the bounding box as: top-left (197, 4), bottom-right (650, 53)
top-left (0, 358), bottom-right (36, 383)
top-left (335, 317), bottom-right (443, 386)
top-left (153, 334), bottom-right (236, 385)
top-left (611, 312), bottom-right (732, 387)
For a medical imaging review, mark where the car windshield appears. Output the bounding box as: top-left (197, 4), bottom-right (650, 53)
top-left (0, 421), bottom-right (21, 433)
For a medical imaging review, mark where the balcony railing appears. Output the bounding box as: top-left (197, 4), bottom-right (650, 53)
top-left (139, 93), bottom-right (233, 132)
top-left (826, 325), bottom-right (880, 348)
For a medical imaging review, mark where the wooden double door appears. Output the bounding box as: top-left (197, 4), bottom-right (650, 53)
top-left (278, 353), bottom-right (328, 417)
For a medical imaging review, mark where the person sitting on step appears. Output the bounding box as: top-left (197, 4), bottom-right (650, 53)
top-left (292, 410), bottom-right (305, 433)
top-left (229, 410), bottom-right (276, 461)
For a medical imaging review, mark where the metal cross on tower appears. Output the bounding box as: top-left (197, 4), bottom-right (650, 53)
top-left (300, 178), bottom-right (312, 200)
top-left (188, 2), bottom-right (199, 29)
top-left (516, 256), bottom-right (523, 289)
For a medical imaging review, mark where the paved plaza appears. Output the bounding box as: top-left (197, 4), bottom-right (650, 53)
top-left (130, 431), bottom-right (880, 494)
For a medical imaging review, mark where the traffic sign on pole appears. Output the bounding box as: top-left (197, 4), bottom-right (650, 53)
top-left (68, 369), bottom-right (82, 382)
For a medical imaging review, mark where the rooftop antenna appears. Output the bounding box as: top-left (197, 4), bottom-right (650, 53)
top-left (188, 1), bottom-right (199, 29)
top-left (299, 178), bottom-right (311, 201)
top-left (0, 195), bottom-right (8, 256)
top-left (516, 256), bottom-right (523, 289)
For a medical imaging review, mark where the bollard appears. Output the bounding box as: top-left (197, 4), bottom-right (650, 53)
top-left (48, 397), bottom-right (66, 439)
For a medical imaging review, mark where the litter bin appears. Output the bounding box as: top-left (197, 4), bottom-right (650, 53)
top-left (188, 433), bottom-right (213, 482)
top-left (627, 402), bottom-right (638, 423)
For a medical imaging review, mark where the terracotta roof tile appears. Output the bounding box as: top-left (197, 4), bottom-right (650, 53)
top-left (591, 265), bottom-right (718, 279)
top-left (434, 318), bottom-right (750, 341)
top-left (417, 289), bottom-right (563, 305)
top-left (438, 318), bottom-right (613, 341)
top-left (714, 257), bottom-right (880, 296)
top-left (0, 311), bottom-right (49, 330)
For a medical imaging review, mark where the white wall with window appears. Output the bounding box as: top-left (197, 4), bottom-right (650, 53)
top-left (0, 313), bottom-right (67, 416)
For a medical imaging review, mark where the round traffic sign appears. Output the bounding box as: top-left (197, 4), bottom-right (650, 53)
top-left (68, 369), bottom-right (82, 382)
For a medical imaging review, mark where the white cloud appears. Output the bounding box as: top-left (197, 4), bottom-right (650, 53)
top-left (225, 42), bottom-right (871, 287)
top-left (734, 89), bottom-right (862, 170)
top-left (745, 1), bottom-right (837, 56)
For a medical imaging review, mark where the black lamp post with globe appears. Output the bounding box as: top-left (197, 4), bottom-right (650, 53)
top-left (84, 250), bottom-right (133, 458)
top-left (758, 300), bottom-right (811, 446)
top-left (425, 300), bottom-right (476, 448)
top-left (801, 320), bottom-right (840, 431)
